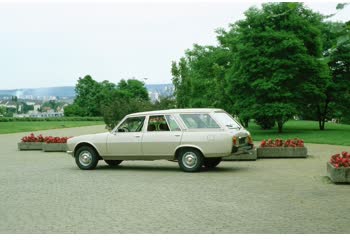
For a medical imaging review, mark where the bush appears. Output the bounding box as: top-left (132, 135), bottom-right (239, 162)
top-left (0, 117), bottom-right (103, 122)
top-left (102, 98), bottom-right (153, 130)
top-left (255, 115), bottom-right (275, 130)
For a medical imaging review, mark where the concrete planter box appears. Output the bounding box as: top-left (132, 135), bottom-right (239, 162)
top-left (223, 148), bottom-right (257, 161)
top-left (257, 147), bottom-right (307, 158)
top-left (18, 142), bottom-right (43, 151)
top-left (327, 162), bottom-right (350, 183)
top-left (42, 143), bottom-right (67, 152)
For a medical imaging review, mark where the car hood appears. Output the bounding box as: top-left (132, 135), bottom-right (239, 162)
top-left (68, 132), bottom-right (109, 144)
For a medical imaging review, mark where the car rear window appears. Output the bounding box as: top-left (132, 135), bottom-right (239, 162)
top-left (180, 114), bottom-right (220, 129)
top-left (213, 112), bottom-right (242, 129)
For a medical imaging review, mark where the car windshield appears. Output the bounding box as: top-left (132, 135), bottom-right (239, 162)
top-left (213, 112), bottom-right (242, 129)
top-left (117, 117), bottom-right (145, 132)
top-left (180, 114), bottom-right (220, 129)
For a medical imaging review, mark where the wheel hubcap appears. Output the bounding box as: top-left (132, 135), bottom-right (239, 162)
top-left (182, 152), bottom-right (198, 168)
top-left (79, 150), bottom-right (92, 166)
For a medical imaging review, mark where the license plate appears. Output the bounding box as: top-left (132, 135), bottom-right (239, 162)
top-left (239, 137), bottom-right (246, 145)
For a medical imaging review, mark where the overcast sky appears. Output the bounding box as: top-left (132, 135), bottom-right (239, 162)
top-left (0, 0), bottom-right (348, 89)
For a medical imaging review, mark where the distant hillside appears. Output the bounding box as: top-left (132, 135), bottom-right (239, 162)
top-left (0, 86), bottom-right (75, 97)
top-left (146, 83), bottom-right (174, 95)
top-left (0, 84), bottom-right (173, 98)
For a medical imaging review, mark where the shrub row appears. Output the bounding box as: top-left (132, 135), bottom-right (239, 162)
top-left (0, 117), bottom-right (103, 122)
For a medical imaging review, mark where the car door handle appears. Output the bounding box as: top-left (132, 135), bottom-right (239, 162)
top-left (135, 135), bottom-right (141, 138)
top-left (174, 134), bottom-right (181, 137)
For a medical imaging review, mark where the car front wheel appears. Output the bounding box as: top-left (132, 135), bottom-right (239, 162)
top-left (178, 148), bottom-right (203, 172)
top-left (104, 160), bottom-right (123, 166)
top-left (75, 146), bottom-right (99, 170)
top-left (203, 158), bottom-right (222, 168)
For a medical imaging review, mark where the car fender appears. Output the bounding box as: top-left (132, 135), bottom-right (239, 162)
top-left (174, 144), bottom-right (205, 157)
top-left (73, 140), bottom-right (103, 157)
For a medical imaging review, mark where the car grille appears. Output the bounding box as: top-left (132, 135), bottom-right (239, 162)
top-left (239, 137), bottom-right (246, 145)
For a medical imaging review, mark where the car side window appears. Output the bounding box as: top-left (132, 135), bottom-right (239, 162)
top-left (165, 115), bottom-right (181, 131)
top-left (180, 114), bottom-right (220, 129)
top-left (117, 117), bottom-right (145, 132)
top-left (147, 115), bottom-right (170, 132)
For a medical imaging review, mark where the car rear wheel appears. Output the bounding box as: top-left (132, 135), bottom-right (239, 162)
top-left (203, 158), bottom-right (222, 168)
top-left (104, 160), bottom-right (123, 166)
top-left (178, 148), bottom-right (203, 172)
top-left (75, 146), bottom-right (99, 170)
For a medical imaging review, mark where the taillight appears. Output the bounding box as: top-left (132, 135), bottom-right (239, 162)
top-left (232, 136), bottom-right (237, 145)
top-left (248, 135), bottom-right (253, 144)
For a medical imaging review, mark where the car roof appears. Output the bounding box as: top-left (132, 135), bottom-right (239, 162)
top-left (127, 108), bottom-right (225, 117)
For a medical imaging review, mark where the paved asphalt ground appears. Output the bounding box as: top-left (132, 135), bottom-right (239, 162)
top-left (0, 125), bottom-right (349, 233)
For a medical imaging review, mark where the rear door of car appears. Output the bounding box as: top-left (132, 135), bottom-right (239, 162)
top-left (141, 114), bottom-right (183, 158)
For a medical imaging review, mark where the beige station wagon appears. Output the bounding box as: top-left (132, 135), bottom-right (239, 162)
top-left (67, 108), bottom-right (253, 172)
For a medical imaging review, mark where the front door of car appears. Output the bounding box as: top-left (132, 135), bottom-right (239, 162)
top-left (107, 116), bottom-right (145, 158)
top-left (142, 115), bottom-right (182, 157)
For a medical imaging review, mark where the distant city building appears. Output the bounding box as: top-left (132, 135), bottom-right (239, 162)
top-left (148, 91), bottom-right (160, 103)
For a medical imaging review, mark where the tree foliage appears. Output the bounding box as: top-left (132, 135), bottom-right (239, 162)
top-left (0, 106), bottom-right (6, 116)
top-left (220, 3), bottom-right (329, 132)
top-left (171, 2), bottom-right (347, 132)
top-left (65, 75), bottom-right (152, 129)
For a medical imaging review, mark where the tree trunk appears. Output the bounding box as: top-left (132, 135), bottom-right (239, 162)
top-left (317, 100), bottom-right (329, 131)
top-left (277, 121), bottom-right (283, 133)
top-left (320, 120), bottom-right (325, 130)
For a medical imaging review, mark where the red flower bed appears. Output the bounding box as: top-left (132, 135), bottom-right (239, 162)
top-left (21, 133), bottom-right (70, 143)
top-left (44, 136), bottom-right (70, 144)
top-left (21, 133), bottom-right (45, 143)
top-left (330, 152), bottom-right (350, 168)
top-left (260, 138), bottom-right (304, 148)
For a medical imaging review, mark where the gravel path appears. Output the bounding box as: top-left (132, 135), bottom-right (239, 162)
top-left (0, 125), bottom-right (349, 233)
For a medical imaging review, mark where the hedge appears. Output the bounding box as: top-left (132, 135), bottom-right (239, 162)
top-left (0, 117), bottom-right (103, 122)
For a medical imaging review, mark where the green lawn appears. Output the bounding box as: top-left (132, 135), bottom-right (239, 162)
top-left (247, 120), bottom-right (350, 146)
top-left (1, 119), bottom-right (349, 146)
top-left (0, 121), bottom-right (104, 134)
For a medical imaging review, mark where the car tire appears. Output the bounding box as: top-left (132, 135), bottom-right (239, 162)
top-left (203, 158), bottom-right (222, 168)
top-left (75, 145), bottom-right (99, 170)
top-left (178, 148), bottom-right (203, 172)
top-left (104, 160), bottom-right (123, 166)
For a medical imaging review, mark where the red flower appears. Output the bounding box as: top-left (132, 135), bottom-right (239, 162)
top-left (260, 138), bottom-right (305, 148)
top-left (330, 152), bottom-right (350, 168)
top-left (44, 136), bottom-right (69, 144)
top-left (21, 134), bottom-right (70, 143)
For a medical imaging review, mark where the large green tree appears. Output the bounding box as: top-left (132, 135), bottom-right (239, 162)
top-left (171, 44), bottom-right (232, 110)
top-left (73, 75), bottom-right (103, 116)
top-left (299, 21), bottom-right (350, 128)
top-left (320, 21), bottom-right (350, 127)
top-left (171, 58), bottom-right (192, 108)
top-left (117, 79), bottom-right (150, 102)
top-left (218, 3), bottom-right (330, 132)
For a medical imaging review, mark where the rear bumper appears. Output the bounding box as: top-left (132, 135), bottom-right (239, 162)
top-left (232, 144), bottom-right (254, 154)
